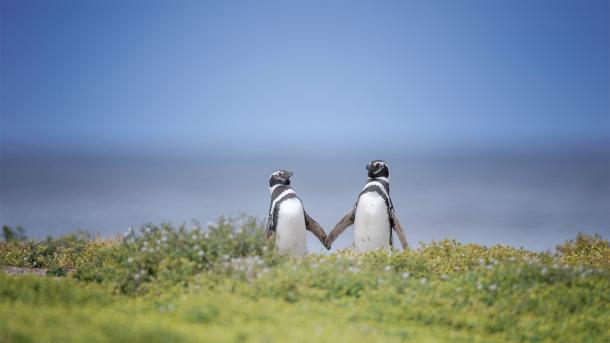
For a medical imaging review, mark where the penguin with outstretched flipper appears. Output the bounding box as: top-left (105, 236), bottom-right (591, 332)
top-left (326, 160), bottom-right (408, 252)
top-left (266, 170), bottom-right (328, 256)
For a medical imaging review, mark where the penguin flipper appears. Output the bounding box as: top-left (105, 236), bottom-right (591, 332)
top-left (265, 223), bottom-right (274, 238)
top-left (266, 203), bottom-right (275, 238)
top-left (326, 208), bottom-right (355, 249)
top-left (304, 211), bottom-right (328, 249)
top-left (390, 210), bottom-right (408, 250)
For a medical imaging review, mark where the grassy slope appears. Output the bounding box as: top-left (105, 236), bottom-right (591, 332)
top-left (1, 219), bottom-right (609, 342)
top-left (1, 275), bottom-right (490, 343)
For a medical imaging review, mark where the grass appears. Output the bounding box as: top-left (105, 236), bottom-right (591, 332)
top-left (1, 217), bottom-right (609, 342)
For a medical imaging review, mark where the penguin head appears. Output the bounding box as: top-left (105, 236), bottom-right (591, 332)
top-left (269, 170), bottom-right (293, 189)
top-left (367, 160), bottom-right (389, 179)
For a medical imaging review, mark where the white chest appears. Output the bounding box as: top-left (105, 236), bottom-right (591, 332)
top-left (275, 198), bottom-right (307, 256)
top-left (354, 192), bottom-right (391, 252)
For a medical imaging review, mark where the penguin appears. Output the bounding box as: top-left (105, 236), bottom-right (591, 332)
top-left (325, 160), bottom-right (408, 252)
top-left (266, 170), bottom-right (328, 256)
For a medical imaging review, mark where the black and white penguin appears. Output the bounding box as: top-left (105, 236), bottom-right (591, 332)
top-left (325, 160), bottom-right (408, 252)
top-left (266, 170), bottom-right (328, 256)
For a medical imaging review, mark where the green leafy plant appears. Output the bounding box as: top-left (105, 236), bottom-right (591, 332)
top-left (1, 218), bottom-right (608, 342)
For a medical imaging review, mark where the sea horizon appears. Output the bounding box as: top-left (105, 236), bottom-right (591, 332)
top-left (2, 146), bottom-right (608, 252)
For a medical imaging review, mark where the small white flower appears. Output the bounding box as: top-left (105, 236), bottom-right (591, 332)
top-left (127, 257), bottom-right (134, 264)
top-left (161, 235), bottom-right (167, 242)
top-left (419, 277), bottom-right (427, 285)
top-left (222, 254), bottom-right (230, 260)
top-left (489, 283), bottom-right (497, 291)
top-left (440, 274), bottom-right (448, 280)
top-left (541, 267), bottom-right (548, 275)
top-left (384, 265), bottom-right (392, 272)
top-left (401, 272), bottom-right (410, 279)
top-left (479, 258), bottom-right (485, 265)
top-left (198, 250), bottom-right (205, 257)
top-left (455, 287), bottom-right (462, 292)
top-left (476, 282), bottom-right (483, 290)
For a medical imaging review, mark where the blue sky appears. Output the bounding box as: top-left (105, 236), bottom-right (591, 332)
top-left (1, 0), bottom-right (609, 156)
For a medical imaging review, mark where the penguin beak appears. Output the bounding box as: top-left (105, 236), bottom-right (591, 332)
top-left (286, 170), bottom-right (294, 178)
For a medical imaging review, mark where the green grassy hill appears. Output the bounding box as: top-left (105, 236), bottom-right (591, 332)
top-left (1, 217), bottom-right (609, 342)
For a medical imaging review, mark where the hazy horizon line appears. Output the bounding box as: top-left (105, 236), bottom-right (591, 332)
top-left (2, 138), bottom-right (608, 160)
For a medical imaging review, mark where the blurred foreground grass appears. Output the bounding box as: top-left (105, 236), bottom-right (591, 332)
top-left (1, 217), bottom-right (609, 342)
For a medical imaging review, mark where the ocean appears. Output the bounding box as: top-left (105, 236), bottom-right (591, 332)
top-left (1, 150), bottom-right (608, 251)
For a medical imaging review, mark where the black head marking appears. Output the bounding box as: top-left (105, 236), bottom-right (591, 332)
top-left (367, 160), bottom-right (389, 179)
top-left (269, 170), bottom-right (293, 188)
